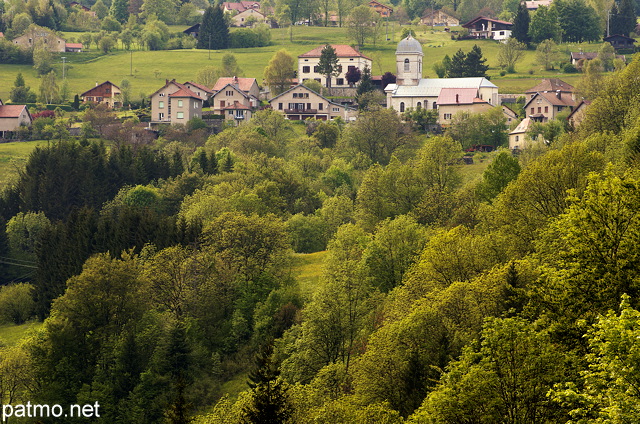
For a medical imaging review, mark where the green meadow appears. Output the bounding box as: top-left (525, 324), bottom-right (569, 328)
top-left (0, 25), bottom-right (616, 101)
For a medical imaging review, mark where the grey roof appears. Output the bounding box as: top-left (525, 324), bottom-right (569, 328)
top-left (396, 35), bottom-right (423, 55)
top-left (390, 77), bottom-right (497, 97)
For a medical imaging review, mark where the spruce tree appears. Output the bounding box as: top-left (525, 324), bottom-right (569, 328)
top-left (512, 3), bottom-right (531, 45)
top-left (356, 64), bottom-right (375, 95)
top-left (72, 94), bottom-right (80, 110)
top-left (317, 44), bottom-right (340, 88)
top-left (447, 49), bottom-right (467, 77)
top-left (197, 6), bottom-right (228, 50)
top-left (464, 45), bottom-right (489, 77)
top-left (614, 0), bottom-right (636, 36)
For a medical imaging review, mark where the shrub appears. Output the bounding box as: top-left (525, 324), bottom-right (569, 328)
top-left (0, 283), bottom-right (35, 324)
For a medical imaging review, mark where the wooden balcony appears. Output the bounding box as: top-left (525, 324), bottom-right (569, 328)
top-left (284, 108), bottom-right (318, 114)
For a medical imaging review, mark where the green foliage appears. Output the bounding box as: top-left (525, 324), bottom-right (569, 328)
top-left (229, 24), bottom-right (271, 48)
top-left (512, 2), bottom-right (531, 44)
top-left (264, 49), bottom-right (296, 96)
top-left (555, 0), bottom-right (602, 42)
top-left (497, 38), bottom-right (526, 73)
top-left (476, 150), bottom-right (521, 202)
top-left (9, 72), bottom-right (36, 103)
top-left (0, 283), bottom-right (35, 324)
top-left (446, 106), bottom-right (508, 149)
top-left (32, 43), bottom-right (54, 75)
top-left (317, 44), bottom-right (340, 88)
top-left (610, 0), bottom-right (636, 36)
top-left (446, 45), bottom-right (488, 78)
top-left (347, 5), bottom-right (378, 48)
top-left (6, 211), bottom-right (51, 257)
top-left (197, 6), bottom-right (229, 50)
top-left (528, 5), bottom-right (561, 43)
top-left (286, 214), bottom-right (328, 253)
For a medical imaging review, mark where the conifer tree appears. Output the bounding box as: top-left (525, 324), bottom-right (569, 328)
top-left (317, 44), bottom-right (340, 88)
top-left (197, 6), bottom-right (229, 50)
top-left (464, 45), bottom-right (488, 77)
top-left (447, 49), bottom-right (467, 77)
top-left (512, 3), bottom-right (531, 44)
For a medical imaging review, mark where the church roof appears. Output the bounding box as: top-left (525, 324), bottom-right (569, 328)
top-left (396, 34), bottom-right (423, 55)
top-left (389, 77), bottom-right (497, 97)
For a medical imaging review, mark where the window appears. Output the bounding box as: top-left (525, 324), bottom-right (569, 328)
top-left (303, 66), bottom-right (310, 73)
top-left (313, 66), bottom-right (319, 72)
top-left (220, 101), bottom-right (225, 108)
top-left (319, 103), bottom-right (323, 110)
top-left (336, 78), bottom-right (344, 85)
top-left (499, 31), bottom-right (504, 35)
top-left (444, 113), bottom-right (452, 119)
top-left (159, 101), bottom-right (164, 109)
top-left (226, 90), bottom-right (234, 96)
top-left (417, 102), bottom-right (421, 108)
top-left (159, 113), bottom-right (164, 120)
top-left (194, 102), bottom-right (199, 108)
top-left (178, 100), bottom-right (183, 107)
top-left (530, 107), bottom-right (534, 114)
top-left (229, 110), bottom-right (233, 115)
top-left (538, 107), bottom-right (541, 113)
top-left (177, 111), bottom-right (184, 119)
top-left (544, 106), bottom-right (548, 113)
top-left (159, 93), bottom-right (165, 97)
top-left (348, 66), bottom-right (355, 72)
top-left (87, 97), bottom-right (93, 101)
top-left (400, 102), bottom-right (405, 112)
top-left (433, 102), bottom-right (437, 109)
top-left (293, 93), bottom-right (298, 98)
top-left (333, 107), bottom-right (339, 112)
top-left (106, 89), bottom-right (111, 94)
top-left (404, 58), bottom-right (410, 72)
top-left (278, 103), bottom-right (283, 110)
top-left (515, 135), bottom-right (519, 141)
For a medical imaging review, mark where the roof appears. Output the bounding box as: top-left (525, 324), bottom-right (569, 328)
top-left (525, 91), bottom-right (576, 108)
top-left (213, 77), bottom-right (257, 92)
top-left (169, 88), bottom-right (201, 98)
top-left (299, 45), bottom-right (372, 61)
top-left (183, 23), bottom-right (200, 34)
top-left (571, 52), bottom-right (598, 60)
top-left (65, 43), bottom-right (83, 48)
top-left (369, 0), bottom-right (393, 10)
top-left (436, 88), bottom-right (479, 105)
top-left (185, 81), bottom-right (215, 94)
top-left (269, 84), bottom-right (354, 110)
top-left (80, 80), bottom-right (121, 97)
top-left (509, 117), bottom-right (532, 135)
top-left (0, 105), bottom-right (29, 118)
top-left (396, 34), bottom-right (423, 55)
top-left (389, 77), bottom-right (497, 97)
top-left (604, 34), bottom-right (636, 42)
top-left (525, 78), bottom-right (574, 94)
top-left (213, 83), bottom-right (251, 100)
top-left (567, 100), bottom-right (591, 120)
top-left (222, 101), bottom-right (252, 110)
top-left (150, 79), bottom-right (188, 97)
top-left (524, 0), bottom-right (553, 8)
top-left (463, 16), bottom-right (513, 27)
top-left (422, 9), bottom-right (458, 19)
top-left (222, 1), bottom-right (260, 12)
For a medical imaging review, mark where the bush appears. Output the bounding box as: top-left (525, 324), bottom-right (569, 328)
top-left (562, 63), bottom-right (578, 73)
top-left (229, 25), bottom-right (271, 48)
top-left (286, 213), bottom-right (328, 253)
top-left (0, 283), bottom-right (35, 324)
top-left (500, 70), bottom-right (506, 76)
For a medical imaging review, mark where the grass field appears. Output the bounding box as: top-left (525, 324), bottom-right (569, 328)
top-left (0, 25), bottom-right (623, 101)
top-left (0, 320), bottom-right (43, 347)
top-left (0, 140), bottom-right (45, 188)
top-left (290, 251), bottom-right (326, 300)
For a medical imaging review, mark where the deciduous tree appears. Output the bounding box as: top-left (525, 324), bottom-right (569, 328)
top-left (264, 49), bottom-right (295, 95)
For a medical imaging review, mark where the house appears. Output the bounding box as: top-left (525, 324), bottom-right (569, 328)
top-left (69, 1), bottom-right (97, 16)
top-left (65, 42), bottom-right (83, 52)
top-left (150, 80), bottom-right (203, 125)
top-left (183, 81), bottom-right (215, 102)
top-left (603, 34), bottom-right (636, 50)
top-left (385, 34), bottom-right (499, 124)
top-left (183, 23), bottom-right (200, 38)
top-left (567, 100), bottom-right (591, 129)
top-left (368, 0), bottom-right (393, 18)
top-left (12, 25), bottom-right (66, 52)
top-left (268, 84), bottom-right (357, 121)
top-left (524, 90), bottom-right (575, 122)
top-left (524, 0), bottom-right (553, 10)
top-left (525, 78), bottom-right (575, 101)
top-left (212, 77), bottom-right (260, 99)
top-left (436, 88), bottom-right (493, 124)
top-left (571, 51), bottom-right (626, 68)
top-left (232, 9), bottom-right (267, 26)
top-left (81, 81), bottom-right (122, 108)
top-left (222, 1), bottom-right (260, 13)
top-left (420, 9), bottom-right (459, 26)
top-left (509, 117), bottom-right (536, 150)
top-left (210, 82), bottom-right (258, 117)
top-left (502, 105), bottom-right (518, 125)
top-left (222, 101), bottom-right (254, 123)
top-left (462, 16), bottom-right (512, 41)
top-left (0, 104), bottom-right (32, 138)
top-left (298, 45), bottom-right (372, 88)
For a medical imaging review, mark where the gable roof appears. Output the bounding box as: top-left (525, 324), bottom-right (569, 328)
top-left (299, 44), bottom-right (372, 60)
top-left (525, 91), bottom-right (576, 108)
top-left (509, 117), bottom-right (532, 135)
top-left (222, 1), bottom-right (260, 12)
top-left (269, 84), bottom-right (354, 110)
top-left (169, 88), bottom-right (201, 99)
top-left (525, 78), bottom-right (574, 94)
top-left (604, 34), bottom-right (636, 42)
top-left (524, 0), bottom-right (553, 9)
top-left (183, 23), bottom-right (201, 34)
top-left (389, 77), bottom-right (497, 97)
top-left (65, 43), bottom-right (83, 49)
top-left (570, 51), bottom-right (598, 61)
top-left (436, 88), bottom-right (479, 105)
top-left (222, 101), bottom-right (252, 110)
top-left (80, 80), bottom-right (121, 97)
top-left (368, 0), bottom-right (393, 10)
top-left (0, 105), bottom-right (30, 119)
top-left (184, 81), bottom-right (215, 94)
top-left (463, 16), bottom-right (513, 27)
top-left (150, 79), bottom-right (188, 97)
top-left (212, 83), bottom-right (251, 100)
top-left (567, 99), bottom-right (591, 120)
top-left (213, 77), bottom-right (257, 92)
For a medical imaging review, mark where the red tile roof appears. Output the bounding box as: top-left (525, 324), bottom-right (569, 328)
top-left (299, 44), bottom-right (372, 60)
top-left (0, 105), bottom-right (28, 118)
top-left (185, 81), bottom-right (214, 94)
top-left (526, 78), bottom-right (574, 94)
top-left (213, 77), bottom-right (257, 92)
top-left (222, 101), bottom-right (251, 110)
top-left (66, 43), bottom-right (83, 48)
top-left (169, 88), bottom-right (201, 98)
top-left (436, 88), bottom-right (479, 105)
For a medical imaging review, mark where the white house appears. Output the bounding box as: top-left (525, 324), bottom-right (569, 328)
top-left (298, 45), bottom-right (372, 88)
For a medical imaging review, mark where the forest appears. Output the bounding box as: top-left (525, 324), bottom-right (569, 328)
top-left (2, 54), bottom-right (640, 424)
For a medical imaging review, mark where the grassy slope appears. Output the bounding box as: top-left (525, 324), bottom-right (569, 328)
top-left (0, 321), bottom-right (43, 347)
top-left (0, 25), bottom-right (619, 101)
top-left (0, 140), bottom-right (45, 188)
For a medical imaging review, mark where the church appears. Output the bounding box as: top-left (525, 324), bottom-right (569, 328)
top-left (385, 35), bottom-right (499, 124)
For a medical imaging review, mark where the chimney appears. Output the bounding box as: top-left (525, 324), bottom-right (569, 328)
top-left (95, 81), bottom-right (98, 86)
top-left (456, 93), bottom-right (459, 103)
top-left (556, 90), bottom-right (561, 99)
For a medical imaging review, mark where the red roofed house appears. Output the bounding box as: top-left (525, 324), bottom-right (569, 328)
top-left (368, 1), bottom-right (393, 18)
top-left (524, 90), bottom-right (575, 122)
top-left (183, 81), bottom-right (215, 102)
top-left (81, 81), bottom-right (122, 108)
top-left (298, 45), bottom-right (373, 88)
top-left (436, 87), bottom-right (492, 124)
top-left (150, 79), bottom-right (203, 125)
top-left (65, 42), bottom-right (83, 52)
top-left (567, 100), bottom-right (591, 129)
top-left (211, 79), bottom-right (259, 122)
top-left (0, 104), bottom-right (32, 138)
top-left (525, 78), bottom-right (575, 101)
top-left (222, 1), bottom-right (261, 13)
top-left (462, 16), bottom-right (512, 41)
top-left (212, 77), bottom-right (260, 99)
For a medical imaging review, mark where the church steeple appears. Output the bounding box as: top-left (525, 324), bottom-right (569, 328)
top-left (396, 34), bottom-right (423, 86)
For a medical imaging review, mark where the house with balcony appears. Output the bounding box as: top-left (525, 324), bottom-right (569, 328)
top-left (368, 0), bottom-right (393, 17)
top-left (524, 90), bottom-right (575, 122)
top-left (462, 16), bottom-right (512, 41)
top-left (268, 84), bottom-right (356, 121)
top-left (80, 81), bottom-right (122, 108)
top-left (298, 45), bottom-right (372, 88)
top-left (211, 82), bottom-right (258, 123)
